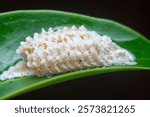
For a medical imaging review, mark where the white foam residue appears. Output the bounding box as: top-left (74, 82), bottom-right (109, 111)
top-left (0, 61), bottom-right (34, 80)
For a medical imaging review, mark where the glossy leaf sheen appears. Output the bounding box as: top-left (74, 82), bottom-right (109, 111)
top-left (0, 10), bottom-right (150, 99)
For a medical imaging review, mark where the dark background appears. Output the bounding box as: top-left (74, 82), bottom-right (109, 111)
top-left (0, 0), bottom-right (150, 99)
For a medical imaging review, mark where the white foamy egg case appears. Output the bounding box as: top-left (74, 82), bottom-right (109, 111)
top-left (0, 26), bottom-right (136, 80)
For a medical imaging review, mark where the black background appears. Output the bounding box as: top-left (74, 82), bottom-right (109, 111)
top-left (0, 0), bottom-right (150, 99)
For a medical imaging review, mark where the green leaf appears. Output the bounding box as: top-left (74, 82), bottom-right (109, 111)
top-left (0, 10), bottom-right (150, 99)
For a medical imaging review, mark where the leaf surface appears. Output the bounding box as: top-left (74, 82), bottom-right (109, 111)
top-left (0, 10), bottom-right (150, 99)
